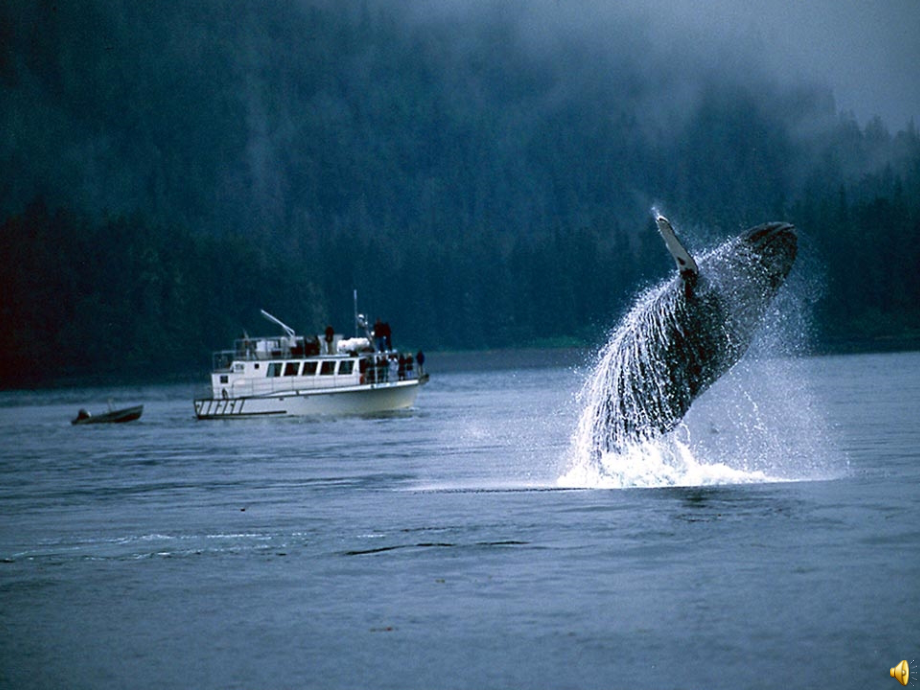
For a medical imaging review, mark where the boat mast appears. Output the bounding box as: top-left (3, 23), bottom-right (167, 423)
top-left (353, 289), bottom-right (359, 336)
top-left (353, 290), bottom-right (373, 347)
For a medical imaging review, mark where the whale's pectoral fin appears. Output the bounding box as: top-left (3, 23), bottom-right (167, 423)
top-left (655, 214), bottom-right (699, 280)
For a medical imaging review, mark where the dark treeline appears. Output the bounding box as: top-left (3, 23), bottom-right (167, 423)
top-left (1, 0), bottom-right (919, 387)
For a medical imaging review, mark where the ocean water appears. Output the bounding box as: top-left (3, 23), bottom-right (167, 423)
top-left (1, 350), bottom-right (918, 689)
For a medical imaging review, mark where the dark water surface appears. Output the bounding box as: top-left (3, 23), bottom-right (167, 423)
top-left (1, 351), bottom-right (918, 689)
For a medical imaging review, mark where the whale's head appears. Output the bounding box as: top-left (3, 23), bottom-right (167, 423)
top-left (733, 222), bottom-right (797, 290)
top-left (696, 221), bottom-right (798, 361)
top-left (700, 222), bottom-right (797, 309)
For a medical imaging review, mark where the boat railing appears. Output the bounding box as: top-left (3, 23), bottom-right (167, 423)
top-left (236, 376), bottom-right (356, 397)
top-left (212, 350), bottom-right (236, 371)
top-left (231, 336), bottom-right (366, 361)
top-left (216, 368), bottom-right (421, 399)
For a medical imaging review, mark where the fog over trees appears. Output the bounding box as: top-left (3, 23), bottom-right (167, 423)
top-left (2, 0), bottom-right (919, 386)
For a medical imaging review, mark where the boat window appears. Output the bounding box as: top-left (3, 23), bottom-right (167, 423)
top-left (267, 363), bottom-right (282, 377)
top-left (220, 375), bottom-right (229, 384)
top-left (284, 362), bottom-right (300, 376)
top-left (302, 361), bottom-right (318, 376)
top-left (320, 361), bottom-right (337, 375)
top-left (339, 360), bottom-right (354, 376)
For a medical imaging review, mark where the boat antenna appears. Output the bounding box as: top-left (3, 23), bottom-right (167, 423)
top-left (260, 309), bottom-right (296, 338)
top-left (354, 289), bottom-right (359, 336)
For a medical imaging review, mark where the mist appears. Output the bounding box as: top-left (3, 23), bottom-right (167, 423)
top-left (1, 0), bottom-right (919, 385)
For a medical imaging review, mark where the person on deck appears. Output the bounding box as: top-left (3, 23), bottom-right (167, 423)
top-left (374, 319), bottom-right (385, 352)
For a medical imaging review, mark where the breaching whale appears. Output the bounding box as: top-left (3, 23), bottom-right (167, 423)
top-left (576, 213), bottom-right (797, 455)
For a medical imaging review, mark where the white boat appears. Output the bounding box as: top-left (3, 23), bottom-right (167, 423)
top-left (194, 305), bottom-right (428, 419)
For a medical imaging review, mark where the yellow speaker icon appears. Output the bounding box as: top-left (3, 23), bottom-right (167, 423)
top-left (891, 660), bottom-right (909, 686)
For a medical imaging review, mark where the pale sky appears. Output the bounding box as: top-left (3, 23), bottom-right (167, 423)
top-left (629, 0), bottom-right (920, 128)
top-left (413, 0), bottom-right (920, 129)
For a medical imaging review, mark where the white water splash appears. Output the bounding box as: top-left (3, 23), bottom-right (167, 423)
top-left (559, 348), bottom-right (842, 489)
top-left (559, 434), bottom-right (779, 489)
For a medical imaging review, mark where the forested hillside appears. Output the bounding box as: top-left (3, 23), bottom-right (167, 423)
top-left (2, 0), bottom-right (919, 387)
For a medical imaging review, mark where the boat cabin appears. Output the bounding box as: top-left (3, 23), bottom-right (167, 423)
top-left (207, 312), bottom-right (418, 401)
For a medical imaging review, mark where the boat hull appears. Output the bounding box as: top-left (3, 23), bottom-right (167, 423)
top-left (194, 379), bottom-right (423, 419)
top-left (72, 405), bottom-right (144, 425)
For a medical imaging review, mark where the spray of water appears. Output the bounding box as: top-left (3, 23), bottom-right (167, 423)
top-left (559, 218), bottom-right (835, 489)
top-left (559, 279), bottom-right (779, 489)
top-left (560, 352), bottom-right (837, 489)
